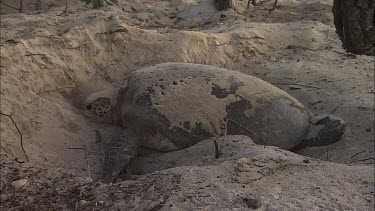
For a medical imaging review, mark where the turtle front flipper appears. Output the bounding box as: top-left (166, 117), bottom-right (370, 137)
top-left (301, 115), bottom-right (346, 148)
top-left (101, 129), bottom-right (138, 184)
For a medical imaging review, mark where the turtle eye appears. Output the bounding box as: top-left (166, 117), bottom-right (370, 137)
top-left (86, 104), bottom-right (93, 110)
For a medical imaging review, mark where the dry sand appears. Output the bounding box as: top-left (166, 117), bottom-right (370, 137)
top-left (0, 0), bottom-right (374, 210)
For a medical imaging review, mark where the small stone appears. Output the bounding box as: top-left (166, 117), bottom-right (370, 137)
top-left (243, 196), bottom-right (262, 209)
top-left (366, 128), bottom-right (371, 132)
top-left (80, 200), bottom-right (87, 205)
top-left (0, 194), bottom-right (8, 202)
top-left (303, 159), bottom-right (310, 164)
top-left (11, 179), bottom-right (28, 189)
top-left (27, 196), bottom-right (34, 203)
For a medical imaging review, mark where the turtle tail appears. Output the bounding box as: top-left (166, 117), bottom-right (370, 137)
top-left (301, 115), bottom-right (346, 147)
top-left (101, 129), bottom-right (138, 184)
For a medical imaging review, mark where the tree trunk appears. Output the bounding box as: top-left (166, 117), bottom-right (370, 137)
top-left (214, 0), bottom-right (235, 11)
top-left (332, 0), bottom-right (375, 55)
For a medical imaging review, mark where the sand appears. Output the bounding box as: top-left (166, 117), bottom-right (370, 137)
top-left (0, 0), bottom-right (374, 210)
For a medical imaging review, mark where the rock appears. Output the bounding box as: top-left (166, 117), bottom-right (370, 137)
top-left (10, 179), bottom-right (28, 189)
top-left (243, 196), bottom-right (262, 209)
top-left (303, 159), bottom-right (311, 163)
top-left (0, 194), bottom-right (8, 202)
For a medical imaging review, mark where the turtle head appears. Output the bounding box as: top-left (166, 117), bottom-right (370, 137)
top-left (303, 115), bottom-right (346, 147)
top-left (81, 90), bottom-right (116, 123)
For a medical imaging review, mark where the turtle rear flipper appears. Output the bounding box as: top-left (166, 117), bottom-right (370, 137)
top-left (301, 115), bottom-right (346, 148)
top-left (102, 129), bottom-right (138, 184)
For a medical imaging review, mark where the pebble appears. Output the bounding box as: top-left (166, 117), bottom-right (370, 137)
top-left (10, 179), bottom-right (28, 189)
top-left (303, 159), bottom-right (311, 164)
top-left (244, 196), bottom-right (262, 209)
top-left (0, 194), bottom-right (8, 202)
top-left (79, 200), bottom-right (88, 206)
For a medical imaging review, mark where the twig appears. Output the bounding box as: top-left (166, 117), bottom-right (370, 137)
top-left (19, 0), bottom-right (23, 13)
top-left (67, 147), bottom-right (85, 150)
top-left (36, 86), bottom-right (75, 95)
top-left (214, 118), bottom-right (228, 159)
top-left (310, 100), bottom-right (322, 106)
top-left (227, 119), bottom-right (252, 135)
top-left (64, 0), bottom-right (68, 13)
top-left (214, 140), bottom-right (220, 159)
top-left (224, 118), bottom-right (228, 141)
top-left (25, 53), bottom-right (46, 57)
top-left (0, 0), bottom-right (21, 11)
top-left (332, 50), bottom-right (357, 58)
top-left (248, 0), bottom-right (271, 8)
top-left (95, 129), bottom-right (102, 143)
top-left (217, 117), bottom-right (271, 150)
top-left (264, 116), bottom-right (270, 148)
top-left (54, 167), bottom-right (62, 173)
top-left (268, 0), bottom-right (278, 13)
top-left (227, 119), bottom-right (267, 145)
top-left (324, 149), bottom-right (329, 161)
top-left (75, 199), bottom-right (100, 211)
top-left (0, 112), bottom-right (29, 162)
top-left (69, 181), bottom-right (96, 193)
top-left (15, 157), bottom-right (25, 163)
top-left (218, 118), bottom-right (229, 149)
top-left (271, 82), bottom-right (321, 89)
top-left (350, 157), bottom-right (374, 164)
top-left (350, 150), bottom-right (365, 159)
top-left (150, 199), bottom-right (167, 211)
top-left (98, 67), bottom-right (111, 81)
top-left (132, 182), bottom-right (155, 196)
top-left (330, 102), bottom-right (343, 114)
top-left (8, 196), bottom-right (44, 210)
top-left (57, 0), bottom-right (69, 16)
top-left (308, 100), bottom-right (322, 109)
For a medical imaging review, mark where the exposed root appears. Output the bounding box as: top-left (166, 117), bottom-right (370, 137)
top-left (0, 112), bottom-right (29, 162)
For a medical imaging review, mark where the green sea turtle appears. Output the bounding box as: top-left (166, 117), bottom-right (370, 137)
top-left (81, 63), bottom-right (346, 183)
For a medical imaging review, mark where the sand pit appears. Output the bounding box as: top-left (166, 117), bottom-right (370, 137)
top-left (0, 0), bottom-right (374, 210)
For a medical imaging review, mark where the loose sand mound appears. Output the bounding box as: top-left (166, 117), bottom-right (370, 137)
top-left (0, 0), bottom-right (374, 210)
top-left (1, 136), bottom-right (374, 210)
